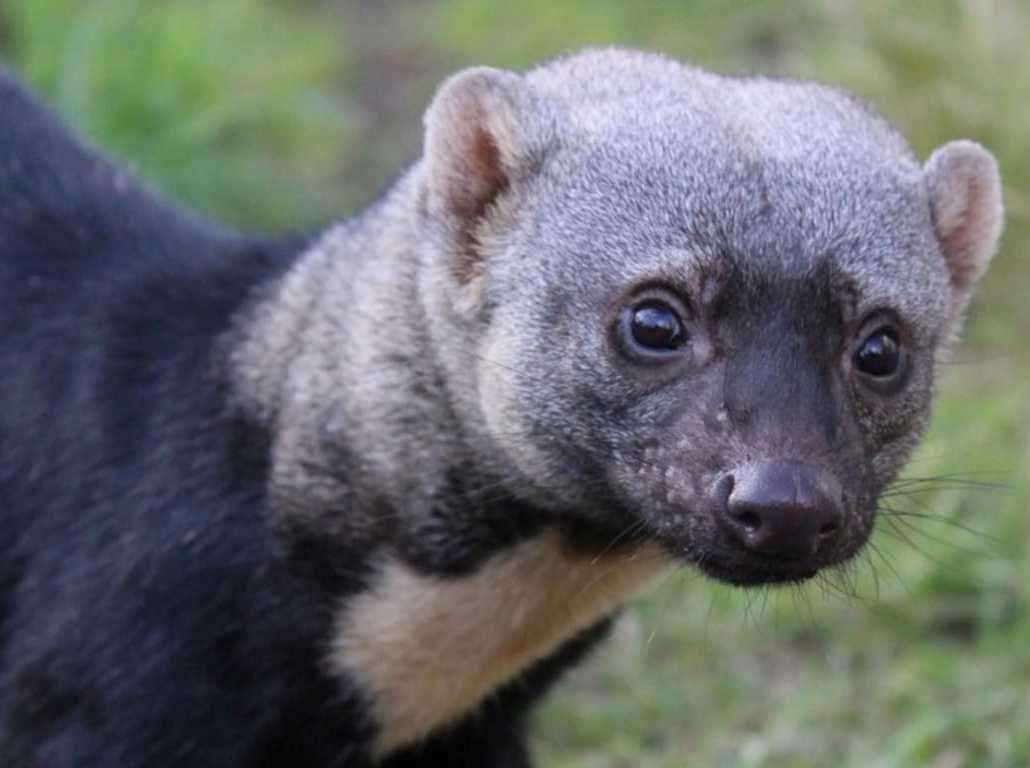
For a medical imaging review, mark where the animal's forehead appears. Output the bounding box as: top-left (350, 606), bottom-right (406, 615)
top-left (532, 51), bottom-right (913, 164)
top-left (533, 132), bottom-right (951, 334)
top-left (520, 51), bottom-right (953, 333)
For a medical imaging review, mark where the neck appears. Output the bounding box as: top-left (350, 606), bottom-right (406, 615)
top-left (230, 169), bottom-right (517, 555)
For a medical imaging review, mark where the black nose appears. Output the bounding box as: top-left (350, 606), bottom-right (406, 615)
top-left (715, 462), bottom-right (843, 560)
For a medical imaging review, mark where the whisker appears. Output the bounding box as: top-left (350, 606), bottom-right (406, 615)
top-left (878, 509), bottom-right (1003, 547)
top-left (812, 571), bottom-right (854, 605)
top-left (588, 519), bottom-right (650, 566)
top-left (887, 474), bottom-right (1011, 492)
top-left (647, 567), bottom-right (685, 649)
top-left (789, 581), bottom-right (817, 629)
top-left (879, 505), bottom-right (999, 555)
top-left (865, 538), bottom-right (911, 597)
top-left (862, 548), bottom-right (881, 602)
top-left (876, 517), bottom-right (954, 568)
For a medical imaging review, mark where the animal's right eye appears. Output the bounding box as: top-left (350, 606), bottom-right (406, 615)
top-left (616, 297), bottom-right (689, 362)
top-left (629, 301), bottom-right (685, 350)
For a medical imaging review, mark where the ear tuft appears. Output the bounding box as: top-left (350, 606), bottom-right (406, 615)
top-left (924, 140), bottom-right (1003, 300)
top-left (422, 67), bottom-right (548, 284)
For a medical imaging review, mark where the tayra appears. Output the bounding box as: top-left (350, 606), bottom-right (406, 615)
top-left (0, 48), bottom-right (1003, 766)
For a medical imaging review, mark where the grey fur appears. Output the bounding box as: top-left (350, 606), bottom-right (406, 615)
top-left (231, 47), bottom-right (1002, 750)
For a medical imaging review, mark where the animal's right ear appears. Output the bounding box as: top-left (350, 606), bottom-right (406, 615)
top-left (421, 67), bottom-right (553, 286)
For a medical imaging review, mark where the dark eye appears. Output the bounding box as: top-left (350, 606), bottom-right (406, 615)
top-left (625, 300), bottom-right (686, 353)
top-left (853, 327), bottom-right (901, 378)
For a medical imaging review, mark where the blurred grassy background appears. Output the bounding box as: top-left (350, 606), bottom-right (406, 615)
top-left (0, 1), bottom-right (1026, 766)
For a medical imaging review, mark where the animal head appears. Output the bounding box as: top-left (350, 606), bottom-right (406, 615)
top-left (416, 49), bottom-right (1003, 586)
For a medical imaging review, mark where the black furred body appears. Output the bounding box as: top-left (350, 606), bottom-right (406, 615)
top-left (0, 66), bottom-right (597, 767)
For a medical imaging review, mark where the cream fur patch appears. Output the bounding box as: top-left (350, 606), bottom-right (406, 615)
top-left (329, 531), bottom-right (669, 757)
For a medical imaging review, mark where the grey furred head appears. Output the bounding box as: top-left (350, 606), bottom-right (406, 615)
top-left (239, 48), bottom-right (1003, 587)
top-left (412, 48), bottom-right (1002, 584)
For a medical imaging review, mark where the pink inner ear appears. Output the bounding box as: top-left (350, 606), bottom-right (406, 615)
top-left (937, 174), bottom-right (988, 293)
top-left (461, 127), bottom-right (508, 224)
top-left (442, 123), bottom-right (509, 284)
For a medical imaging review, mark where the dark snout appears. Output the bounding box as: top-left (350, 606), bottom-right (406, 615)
top-left (714, 461), bottom-right (843, 562)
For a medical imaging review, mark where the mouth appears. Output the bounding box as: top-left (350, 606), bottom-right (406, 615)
top-left (638, 524), bottom-right (832, 586)
top-left (637, 515), bottom-right (835, 588)
top-left (595, 496), bottom-right (861, 588)
top-left (693, 553), bottom-right (821, 587)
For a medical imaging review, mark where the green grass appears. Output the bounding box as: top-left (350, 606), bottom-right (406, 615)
top-left (2, 1), bottom-right (1027, 765)
top-left (2, 0), bottom-right (353, 230)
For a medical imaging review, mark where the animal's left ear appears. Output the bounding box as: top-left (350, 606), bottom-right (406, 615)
top-left (924, 140), bottom-right (1004, 326)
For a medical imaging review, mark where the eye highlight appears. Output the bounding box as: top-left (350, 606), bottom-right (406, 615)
top-left (853, 326), bottom-right (903, 381)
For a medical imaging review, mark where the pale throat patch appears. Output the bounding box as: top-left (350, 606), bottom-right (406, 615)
top-left (329, 530), bottom-right (670, 758)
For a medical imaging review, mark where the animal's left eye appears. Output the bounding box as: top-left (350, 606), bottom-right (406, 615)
top-left (853, 327), bottom-right (902, 379)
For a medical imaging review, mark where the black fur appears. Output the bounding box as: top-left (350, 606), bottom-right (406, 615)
top-left (0, 67), bottom-right (597, 765)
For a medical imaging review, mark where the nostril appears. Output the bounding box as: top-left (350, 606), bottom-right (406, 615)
top-left (815, 518), bottom-right (841, 549)
top-left (734, 508), bottom-right (762, 533)
top-left (818, 519), bottom-right (840, 536)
